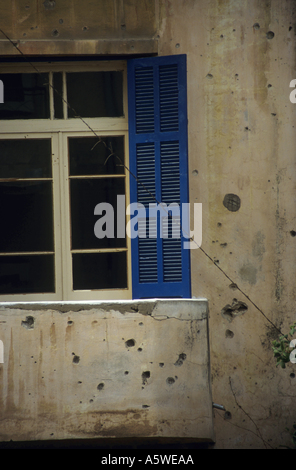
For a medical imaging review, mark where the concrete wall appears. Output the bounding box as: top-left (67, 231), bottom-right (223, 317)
top-left (0, 0), bottom-right (296, 449)
top-left (0, 300), bottom-right (213, 443)
top-left (0, 0), bottom-right (158, 55)
top-left (157, 0), bottom-right (296, 449)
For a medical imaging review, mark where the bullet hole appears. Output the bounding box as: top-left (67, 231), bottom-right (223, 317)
top-left (217, 222), bottom-right (222, 227)
top-left (21, 316), bottom-right (35, 329)
top-left (89, 399), bottom-right (93, 403)
top-left (82, 26), bottom-right (88, 32)
top-left (23, 33), bottom-right (27, 37)
top-left (290, 373), bottom-right (295, 378)
top-left (138, 322), bottom-right (143, 326)
top-left (253, 23), bottom-right (260, 30)
top-left (137, 348), bottom-right (143, 352)
top-left (159, 363), bottom-right (164, 368)
top-left (43, 0), bottom-right (55, 9)
top-left (142, 371), bottom-right (150, 385)
top-left (224, 411), bottom-right (232, 420)
top-left (268, 84), bottom-right (272, 88)
top-left (59, 19), bottom-right (64, 24)
top-left (225, 329), bottom-right (234, 338)
top-left (125, 339), bottom-right (135, 348)
top-left (166, 377), bottom-right (175, 385)
top-left (124, 371), bottom-right (129, 375)
top-left (245, 126), bottom-right (250, 131)
top-left (266, 31), bottom-right (275, 39)
top-left (97, 383), bottom-right (104, 390)
top-left (121, 24), bottom-right (126, 30)
top-left (192, 169), bottom-right (199, 175)
top-left (271, 113), bottom-right (276, 116)
top-left (78, 381), bottom-right (82, 384)
top-left (175, 43), bottom-right (180, 48)
top-left (223, 193), bottom-right (241, 212)
top-left (220, 243), bottom-right (227, 247)
top-left (221, 299), bottom-right (248, 322)
top-left (229, 283), bottom-right (238, 290)
top-left (235, 74), bottom-right (239, 79)
top-left (220, 34), bottom-right (224, 38)
top-left (289, 26), bottom-right (292, 31)
top-left (72, 355), bottom-right (80, 364)
top-left (290, 230), bottom-right (296, 237)
top-left (52, 29), bottom-right (59, 37)
top-left (174, 353), bottom-right (187, 366)
top-left (67, 320), bottom-right (73, 325)
top-left (142, 404), bottom-right (150, 408)
top-left (206, 73), bottom-right (213, 79)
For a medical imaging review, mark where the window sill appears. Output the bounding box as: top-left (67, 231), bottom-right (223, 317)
top-left (0, 298), bottom-right (208, 320)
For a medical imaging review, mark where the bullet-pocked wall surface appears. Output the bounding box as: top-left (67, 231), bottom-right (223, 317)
top-left (0, 300), bottom-right (214, 442)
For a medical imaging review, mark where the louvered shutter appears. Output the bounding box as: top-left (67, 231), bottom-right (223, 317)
top-left (128, 54), bottom-right (191, 299)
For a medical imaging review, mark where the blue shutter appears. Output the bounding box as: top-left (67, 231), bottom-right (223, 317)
top-left (128, 54), bottom-right (191, 299)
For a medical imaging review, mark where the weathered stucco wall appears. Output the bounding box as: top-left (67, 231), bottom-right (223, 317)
top-left (0, 300), bottom-right (213, 443)
top-left (0, 0), bottom-right (295, 449)
top-left (157, 0), bottom-right (296, 449)
top-left (0, 0), bottom-right (158, 55)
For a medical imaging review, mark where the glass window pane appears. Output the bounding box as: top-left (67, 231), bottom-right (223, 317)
top-left (69, 136), bottom-right (124, 176)
top-left (0, 254), bottom-right (55, 294)
top-left (53, 72), bottom-right (64, 119)
top-left (0, 139), bottom-right (52, 179)
top-left (0, 181), bottom-right (54, 252)
top-left (70, 178), bottom-right (125, 250)
top-left (66, 71), bottom-right (123, 118)
top-left (72, 252), bottom-right (127, 290)
top-left (0, 73), bottom-right (50, 120)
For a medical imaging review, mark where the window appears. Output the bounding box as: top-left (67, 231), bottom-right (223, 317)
top-left (0, 55), bottom-right (190, 301)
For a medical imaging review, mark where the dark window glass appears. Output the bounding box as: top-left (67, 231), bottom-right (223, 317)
top-left (70, 178), bottom-right (125, 250)
top-left (53, 72), bottom-right (63, 119)
top-left (0, 73), bottom-right (50, 120)
top-left (69, 136), bottom-right (124, 176)
top-left (0, 139), bottom-right (52, 179)
top-left (0, 254), bottom-right (55, 294)
top-left (66, 71), bottom-right (123, 118)
top-left (72, 252), bottom-right (127, 290)
top-left (0, 181), bottom-right (54, 252)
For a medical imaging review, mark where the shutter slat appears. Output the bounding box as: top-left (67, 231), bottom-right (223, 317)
top-left (135, 67), bottom-right (155, 134)
top-left (159, 64), bottom-right (179, 133)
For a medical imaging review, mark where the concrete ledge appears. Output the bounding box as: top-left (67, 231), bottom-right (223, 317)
top-left (0, 298), bottom-right (208, 320)
top-left (0, 299), bottom-right (213, 443)
top-left (0, 39), bottom-right (158, 56)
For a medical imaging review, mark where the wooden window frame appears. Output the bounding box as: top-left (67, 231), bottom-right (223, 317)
top-left (0, 61), bottom-right (132, 301)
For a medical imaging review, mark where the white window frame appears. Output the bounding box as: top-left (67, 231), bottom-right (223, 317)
top-left (0, 60), bottom-right (132, 301)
